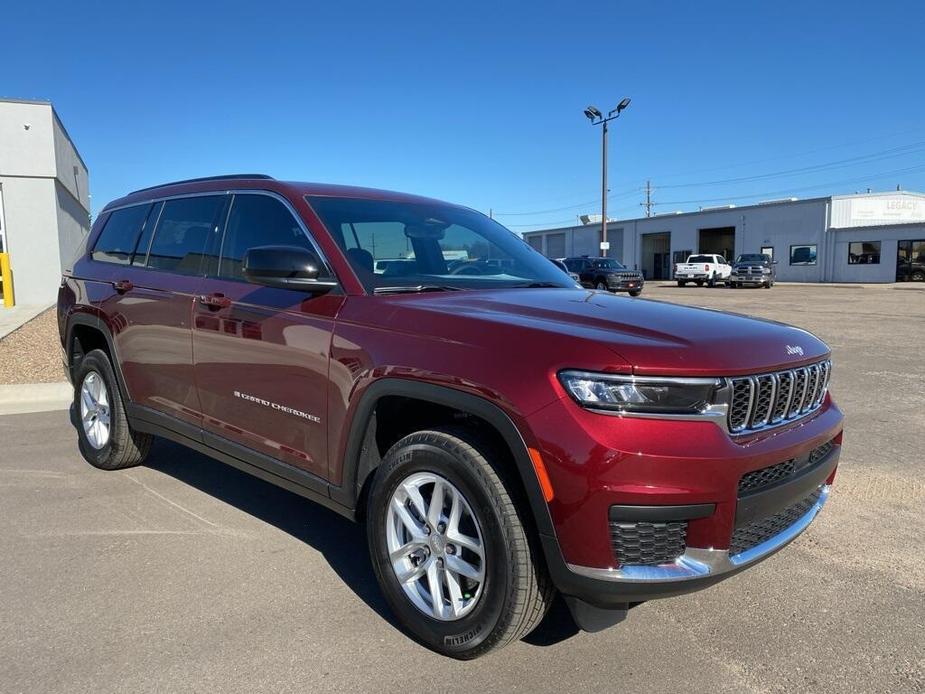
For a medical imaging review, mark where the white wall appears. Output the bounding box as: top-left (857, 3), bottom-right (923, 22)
top-left (0, 177), bottom-right (61, 305)
top-left (0, 102), bottom-right (56, 177)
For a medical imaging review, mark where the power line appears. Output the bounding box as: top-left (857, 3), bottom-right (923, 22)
top-left (654, 163), bottom-right (925, 206)
top-left (493, 186), bottom-right (641, 216)
top-left (656, 142), bottom-right (925, 189)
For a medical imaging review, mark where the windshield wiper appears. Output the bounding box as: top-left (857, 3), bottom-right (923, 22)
top-left (509, 282), bottom-right (567, 288)
top-left (374, 285), bottom-right (467, 295)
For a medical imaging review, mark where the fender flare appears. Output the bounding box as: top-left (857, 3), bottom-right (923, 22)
top-left (332, 378), bottom-right (557, 541)
top-left (65, 312), bottom-right (132, 404)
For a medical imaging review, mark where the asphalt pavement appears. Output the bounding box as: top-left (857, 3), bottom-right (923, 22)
top-left (1, 283), bottom-right (922, 693)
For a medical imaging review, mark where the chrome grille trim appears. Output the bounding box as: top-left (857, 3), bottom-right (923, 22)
top-left (727, 360), bottom-right (831, 435)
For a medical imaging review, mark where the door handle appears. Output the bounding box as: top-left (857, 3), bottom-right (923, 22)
top-left (199, 292), bottom-right (232, 309)
top-left (112, 279), bottom-right (133, 293)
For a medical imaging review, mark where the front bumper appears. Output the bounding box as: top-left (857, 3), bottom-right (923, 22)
top-left (607, 278), bottom-right (645, 292)
top-left (732, 274), bottom-right (772, 284)
top-left (527, 392), bottom-right (843, 607)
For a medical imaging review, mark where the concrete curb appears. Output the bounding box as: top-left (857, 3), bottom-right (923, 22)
top-left (0, 382), bottom-right (72, 415)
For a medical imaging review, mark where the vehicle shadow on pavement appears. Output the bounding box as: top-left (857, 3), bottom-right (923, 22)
top-left (142, 437), bottom-right (581, 648)
top-left (143, 438), bottom-right (398, 626)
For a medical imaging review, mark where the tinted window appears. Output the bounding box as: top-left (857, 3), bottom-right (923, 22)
top-left (593, 259), bottom-right (626, 270)
top-left (790, 244), bottom-right (817, 266)
top-left (92, 204), bottom-right (150, 264)
top-left (848, 241), bottom-right (881, 264)
top-left (146, 196), bottom-right (225, 274)
top-left (688, 255), bottom-right (713, 263)
top-left (219, 194), bottom-right (318, 281)
top-left (131, 202), bottom-right (163, 266)
top-left (307, 196), bottom-right (572, 291)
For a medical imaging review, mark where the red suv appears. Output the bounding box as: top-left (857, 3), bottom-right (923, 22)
top-left (58, 175), bottom-right (843, 659)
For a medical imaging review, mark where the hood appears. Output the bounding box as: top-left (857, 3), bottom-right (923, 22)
top-left (396, 288), bottom-right (829, 376)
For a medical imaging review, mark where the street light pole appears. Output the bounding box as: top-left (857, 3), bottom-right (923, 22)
top-left (584, 97), bottom-right (631, 258)
top-left (601, 118), bottom-right (608, 256)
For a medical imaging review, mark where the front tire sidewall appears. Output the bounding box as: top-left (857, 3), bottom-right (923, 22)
top-left (74, 352), bottom-right (126, 469)
top-left (368, 438), bottom-right (512, 658)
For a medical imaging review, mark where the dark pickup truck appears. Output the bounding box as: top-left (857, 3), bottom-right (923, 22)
top-left (729, 253), bottom-right (777, 288)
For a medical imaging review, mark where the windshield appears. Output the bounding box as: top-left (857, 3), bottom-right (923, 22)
top-left (592, 259), bottom-right (627, 270)
top-left (736, 254), bottom-right (769, 263)
top-left (306, 196), bottom-right (573, 291)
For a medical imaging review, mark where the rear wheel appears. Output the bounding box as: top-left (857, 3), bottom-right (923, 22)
top-left (707, 274), bottom-right (716, 288)
top-left (366, 427), bottom-right (553, 659)
top-left (74, 349), bottom-right (152, 470)
top-left (695, 280), bottom-right (704, 287)
top-left (677, 280), bottom-right (686, 287)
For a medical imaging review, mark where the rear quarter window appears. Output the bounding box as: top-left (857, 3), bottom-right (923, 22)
top-left (91, 204), bottom-right (151, 264)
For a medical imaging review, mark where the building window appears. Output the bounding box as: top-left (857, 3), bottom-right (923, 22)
top-left (848, 241), bottom-right (880, 265)
top-left (789, 244), bottom-right (817, 266)
top-left (761, 246), bottom-right (774, 260)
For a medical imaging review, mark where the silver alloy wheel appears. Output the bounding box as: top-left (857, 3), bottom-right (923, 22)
top-left (386, 471), bottom-right (486, 621)
top-left (80, 371), bottom-right (111, 449)
top-left (596, 281), bottom-right (607, 290)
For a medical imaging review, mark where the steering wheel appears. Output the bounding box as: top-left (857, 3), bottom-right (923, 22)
top-left (449, 263), bottom-right (488, 276)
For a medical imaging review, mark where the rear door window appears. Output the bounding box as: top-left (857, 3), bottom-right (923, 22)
top-left (145, 195), bottom-right (226, 275)
top-left (92, 204), bottom-right (151, 264)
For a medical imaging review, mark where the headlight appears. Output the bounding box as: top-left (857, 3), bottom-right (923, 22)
top-left (558, 370), bottom-right (721, 414)
top-left (761, 267), bottom-right (771, 274)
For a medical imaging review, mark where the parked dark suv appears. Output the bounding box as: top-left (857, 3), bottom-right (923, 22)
top-left (563, 256), bottom-right (644, 295)
top-left (58, 175), bottom-right (843, 659)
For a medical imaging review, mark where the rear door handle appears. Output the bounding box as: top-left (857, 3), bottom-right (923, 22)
top-left (199, 292), bottom-right (232, 309)
top-left (112, 279), bottom-right (133, 293)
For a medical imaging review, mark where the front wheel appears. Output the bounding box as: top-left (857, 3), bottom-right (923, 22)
top-left (366, 428), bottom-right (553, 659)
top-left (595, 281), bottom-right (608, 291)
top-left (74, 349), bottom-right (152, 470)
top-left (629, 289), bottom-right (641, 297)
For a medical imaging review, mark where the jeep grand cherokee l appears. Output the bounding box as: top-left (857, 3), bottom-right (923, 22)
top-left (58, 174), bottom-right (843, 659)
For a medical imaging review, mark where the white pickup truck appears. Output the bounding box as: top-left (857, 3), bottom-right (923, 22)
top-left (675, 254), bottom-right (732, 287)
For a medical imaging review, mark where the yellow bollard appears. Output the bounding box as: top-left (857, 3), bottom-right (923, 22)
top-left (0, 252), bottom-right (13, 307)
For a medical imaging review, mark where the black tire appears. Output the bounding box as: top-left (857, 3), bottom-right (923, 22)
top-left (629, 289), bottom-right (641, 297)
top-left (366, 427), bottom-right (553, 659)
top-left (595, 280), bottom-right (608, 291)
top-left (677, 280), bottom-right (686, 287)
top-left (707, 274), bottom-right (716, 288)
top-left (912, 271), bottom-right (924, 282)
top-left (74, 349), bottom-right (152, 470)
top-left (695, 280), bottom-right (704, 287)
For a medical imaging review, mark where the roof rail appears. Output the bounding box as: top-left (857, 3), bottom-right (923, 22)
top-left (128, 174), bottom-right (274, 196)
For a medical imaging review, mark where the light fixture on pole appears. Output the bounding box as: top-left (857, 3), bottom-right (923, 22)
top-left (584, 97), bottom-right (631, 257)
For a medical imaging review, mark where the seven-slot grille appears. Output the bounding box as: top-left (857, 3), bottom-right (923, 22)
top-left (728, 360), bottom-right (831, 434)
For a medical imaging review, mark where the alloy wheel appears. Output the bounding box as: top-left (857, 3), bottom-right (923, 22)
top-left (80, 371), bottom-right (111, 449)
top-left (386, 471), bottom-right (486, 621)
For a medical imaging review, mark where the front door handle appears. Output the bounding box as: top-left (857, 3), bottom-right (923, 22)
top-left (112, 279), bottom-right (133, 293)
top-left (199, 292), bottom-right (232, 309)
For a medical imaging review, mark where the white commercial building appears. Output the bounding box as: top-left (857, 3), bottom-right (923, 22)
top-left (522, 191), bottom-right (925, 283)
top-left (0, 98), bottom-right (90, 306)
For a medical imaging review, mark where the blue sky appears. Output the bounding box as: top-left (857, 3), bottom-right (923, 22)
top-left (6, 1), bottom-right (925, 229)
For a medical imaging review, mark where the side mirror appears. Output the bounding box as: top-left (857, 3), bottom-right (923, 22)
top-left (243, 245), bottom-right (337, 293)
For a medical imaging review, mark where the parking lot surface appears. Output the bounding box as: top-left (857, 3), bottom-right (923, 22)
top-left (1, 283), bottom-right (922, 693)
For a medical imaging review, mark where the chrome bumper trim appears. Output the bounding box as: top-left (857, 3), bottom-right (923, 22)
top-left (566, 485), bottom-right (830, 583)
